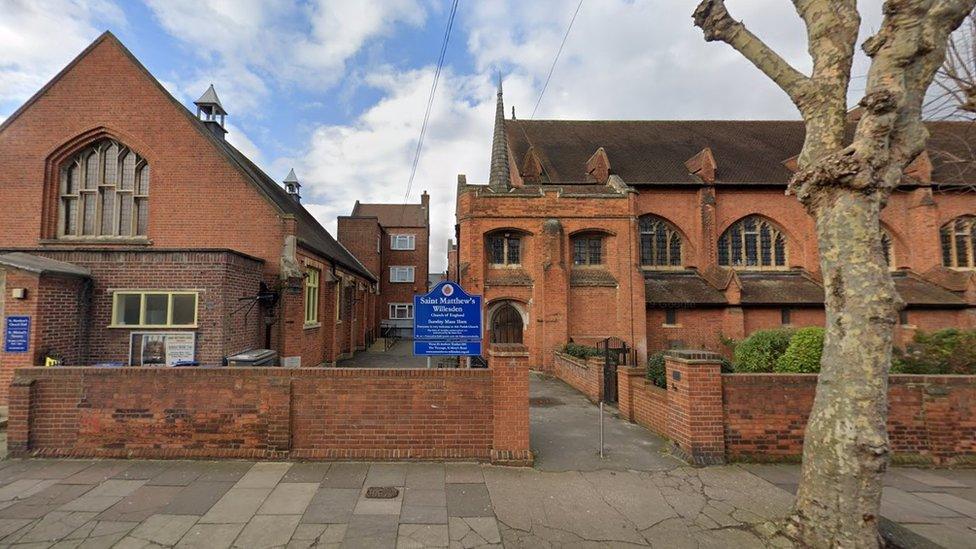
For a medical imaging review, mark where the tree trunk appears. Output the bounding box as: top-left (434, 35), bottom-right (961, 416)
top-left (789, 190), bottom-right (898, 547)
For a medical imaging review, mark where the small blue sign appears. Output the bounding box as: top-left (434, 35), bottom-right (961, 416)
top-left (4, 316), bottom-right (31, 353)
top-left (414, 341), bottom-right (483, 356)
top-left (414, 281), bottom-right (483, 356)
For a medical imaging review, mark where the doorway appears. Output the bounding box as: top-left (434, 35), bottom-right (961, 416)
top-left (490, 303), bottom-right (523, 344)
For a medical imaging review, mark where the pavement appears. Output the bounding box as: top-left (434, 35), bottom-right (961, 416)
top-left (0, 374), bottom-right (968, 547)
top-left (336, 341), bottom-right (447, 369)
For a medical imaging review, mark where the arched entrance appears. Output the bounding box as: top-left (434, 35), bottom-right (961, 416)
top-left (490, 303), bottom-right (523, 344)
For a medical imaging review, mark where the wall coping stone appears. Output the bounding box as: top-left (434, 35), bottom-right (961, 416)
top-left (664, 349), bottom-right (723, 363)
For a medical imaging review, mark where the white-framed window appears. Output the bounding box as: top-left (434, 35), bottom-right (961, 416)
top-left (389, 303), bottom-right (414, 319)
top-left (111, 291), bottom-right (198, 328)
top-left (390, 266), bottom-right (415, 283)
top-left (391, 234), bottom-right (416, 250)
top-left (304, 267), bottom-right (320, 325)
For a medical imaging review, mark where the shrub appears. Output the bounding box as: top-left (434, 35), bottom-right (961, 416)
top-left (775, 327), bottom-right (824, 373)
top-left (893, 329), bottom-right (976, 375)
top-left (733, 329), bottom-right (794, 372)
top-left (563, 343), bottom-right (601, 360)
top-left (646, 352), bottom-right (666, 388)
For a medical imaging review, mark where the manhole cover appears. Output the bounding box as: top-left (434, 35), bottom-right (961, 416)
top-left (529, 397), bottom-right (563, 407)
top-left (365, 486), bottom-right (399, 499)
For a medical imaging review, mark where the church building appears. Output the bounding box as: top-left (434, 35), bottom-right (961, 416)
top-left (456, 83), bottom-right (976, 370)
top-left (0, 32), bottom-right (378, 399)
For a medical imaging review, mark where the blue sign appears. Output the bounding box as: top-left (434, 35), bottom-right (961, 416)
top-left (413, 281), bottom-right (483, 356)
top-left (4, 316), bottom-right (31, 353)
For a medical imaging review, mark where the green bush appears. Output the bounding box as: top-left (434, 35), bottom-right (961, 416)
top-left (563, 343), bottom-right (601, 360)
top-left (733, 329), bottom-right (794, 372)
top-left (893, 329), bottom-right (976, 375)
top-left (775, 327), bottom-right (824, 373)
top-left (646, 352), bottom-right (666, 388)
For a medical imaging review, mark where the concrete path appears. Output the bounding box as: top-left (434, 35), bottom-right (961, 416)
top-left (336, 341), bottom-right (431, 369)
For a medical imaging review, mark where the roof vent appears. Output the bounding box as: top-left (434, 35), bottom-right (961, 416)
top-left (283, 168), bottom-right (301, 202)
top-left (194, 84), bottom-right (227, 139)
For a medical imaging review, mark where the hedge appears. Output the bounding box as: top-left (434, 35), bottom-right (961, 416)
top-left (732, 329), bottom-right (794, 372)
top-left (775, 327), bottom-right (824, 373)
top-left (893, 329), bottom-right (976, 375)
top-left (563, 343), bottom-right (601, 360)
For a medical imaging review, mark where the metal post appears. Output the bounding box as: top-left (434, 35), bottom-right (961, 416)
top-left (427, 357), bottom-right (432, 369)
top-left (599, 401), bottom-right (605, 458)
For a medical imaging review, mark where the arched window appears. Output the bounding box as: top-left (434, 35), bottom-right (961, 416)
top-left (59, 138), bottom-right (149, 238)
top-left (718, 216), bottom-right (787, 268)
top-left (639, 215), bottom-right (681, 267)
top-left (940, 216), bottom-right (976, 268)
top-left (881, 231), bottom-right (894, 268)
top-left (572, 233), bottom-right (603, 265)
top-left (487, 231), bottom-right (522, 266)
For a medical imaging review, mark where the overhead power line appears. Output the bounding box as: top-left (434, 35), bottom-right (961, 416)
top-left (531, 0), bottom-right (584, 119)
top-left (402, 0), bottom-right (460, 208)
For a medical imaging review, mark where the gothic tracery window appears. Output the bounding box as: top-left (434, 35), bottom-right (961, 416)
top-left (59, 139), bottom-right (149, 238)
top-left (639, 215), bottom-right (681, 267)
top-left (718, 216), bottom-right (787, 269)
top-left (940, 216), bottom-right (976, 269)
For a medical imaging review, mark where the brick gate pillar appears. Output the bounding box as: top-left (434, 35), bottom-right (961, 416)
top-left (664, 350), bottom-right (725, 465)
top-left (489, 344), bottom-right (532, 465)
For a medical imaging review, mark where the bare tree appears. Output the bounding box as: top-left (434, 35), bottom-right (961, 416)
top-left (693, 1), bottom-right (974, 547)
top-left (927, 10), bottom-right (976, 119)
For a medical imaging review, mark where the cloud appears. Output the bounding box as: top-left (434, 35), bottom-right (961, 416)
top-left (143, 0), bottom-right (429, 110)
top-left (0, 0), bottom-right (125, 107)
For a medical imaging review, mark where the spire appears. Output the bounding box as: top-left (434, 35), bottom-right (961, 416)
top-left (488, 76), bottom-right (511, 191)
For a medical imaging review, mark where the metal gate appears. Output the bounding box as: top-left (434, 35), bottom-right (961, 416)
top-left (596, 337), bottom-right (632, 403)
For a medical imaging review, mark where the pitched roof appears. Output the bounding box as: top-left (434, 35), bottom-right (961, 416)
top-left (893, 272), bottom-right (968, 307)
top-left (0, 32), bottom-right (374, 282)
top-left (737, 272), bottom-right (825, 305)
top-left (0, 252), bottom-right (90, 277)
top-left (644, 271), bottom-right (727, 305)
top-left (504, 119), bottom-right (976, 186)
top-left (351, 202), bottom-right (427, 228)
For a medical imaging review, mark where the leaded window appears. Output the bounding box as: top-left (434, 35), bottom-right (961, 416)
top-left (639, 215), bottom-right (681, 267)
top-left (487, 233), bottom-right (521, 265)
top-left (59, 139), bottom-right (149, 238)
top-left (572, 234), bottom-right (603, 265)
top-left (941, 216), bottom-right (976, 268)
top-left (718, 216), bottom-right (787, 268)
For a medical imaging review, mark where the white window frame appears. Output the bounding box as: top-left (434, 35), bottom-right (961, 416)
top-left (389, 303), bottom-right (414, 320)
top-left (110, 291), bottom-right (199, 328)
top-left (390, 234), bottom-right (416, 250)
top-left (390, 266), bottom-right (415, 283)
top-left (304, 267), bottom-right (320, 326)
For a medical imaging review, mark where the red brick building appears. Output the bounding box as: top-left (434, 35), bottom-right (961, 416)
top-left (0, 32), bottom-right (377, 399)
top-left (456, 84), bottom-right (976, 370)
top-left (338, 196), bottom-right (430, 339)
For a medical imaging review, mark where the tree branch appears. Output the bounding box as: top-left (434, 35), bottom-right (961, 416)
top-left (693, 0), bottom-right (815, 107)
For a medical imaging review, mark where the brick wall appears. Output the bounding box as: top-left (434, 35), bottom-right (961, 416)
top-left (617, 366), bottom-right (668, 436)
top-left (552, 352), bottom-right (602, 403)
top-left (8, 365), bottom-right (525, 462)
top-left (723, 374), bottom-right (976, 464)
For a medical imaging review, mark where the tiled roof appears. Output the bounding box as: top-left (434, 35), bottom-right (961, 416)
top-left (893, 272), bottom-right (968, 307)
top-left (351, 203), bottom-right (427, 228)
top-left (0, 252), bottom-right (90, 277)
top-left (505, 119), bottom-right (976, 186)
top-left (737, 272), bottom-right (825, 305)
top-left (644, 271), bottom-right (727, 305)
top-left (486, 269), bottom-right (533, 287)
top-left (570, 269), bottom-right (618, 287)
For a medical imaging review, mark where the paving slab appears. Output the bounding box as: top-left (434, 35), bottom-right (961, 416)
top-left (61, 519), bottom-right (138, 547)
top-left (288, 522), bottom-right (346, 549)
top-left (162, 481), bottom-right (235, 516)
top-left (915, 491), bottom-right (976, 519)
top-left (281, 462), bottom-right (331, 483)
top-left (233, 462), bottom-right (292, 489)
top-left (111, 462), bottom-right (171, 481)
top-left (195, 461), bottom-right (254, 483)
top-left (403, 487), bottom-right (447, 508)
top-left (96, 485), bottom-right (183, 522)
top-left (0, 483), bottom-right (95, 519)
top-left (445, 483), bottom-right (493, 518)
top-left (233, 514), bottom-right (300, 548)
top-left (448, 516), bottom-right (502, 547)
top-left (125, 514), bottom-right (199, 546)
top-left (0, 479), bottom-right (60, 502)
top-left (399, 504), bottom-right (448, 525)
top-left (404, 463), bottom-right (445, 489)
top-left (302, 488), bottom-right (360, 524)
top-left (899, 468), bottom-right (971, 489)
top-left (176, 523), bottom-right (244, 549)
top-left (398, 523), bottom-right (449, 548)
top-left (17, 460), bottom-right (95, 480)
top-left (320, 462), bottom-right (368, 489)
top-left (365, 463), bottom-right (407, 487)
top-left (342, 515), bottom-right (398, 549)
top-left (145, 462), bottom-right (208, 486)
top-left (198, 487), bottom-right (272, 524)
top-left (11, 510), bottom-right (97, 544)
top-left (444, 464), bottom-right (484, 485)
top-left (256, 482), bottom-right (318, 515)
top-left (58, 480), bottom-right (147, 513)
top-left (880, 487), bottom-right (961, 523)
top-left (60, 462), bottom-right (133, 485)
top-left (353, 485), bottom-right (403, 515)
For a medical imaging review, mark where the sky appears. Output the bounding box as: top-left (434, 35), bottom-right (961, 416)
top-left (0, 0), bottom-right (887, 272)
